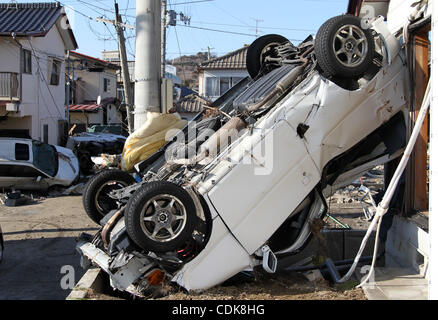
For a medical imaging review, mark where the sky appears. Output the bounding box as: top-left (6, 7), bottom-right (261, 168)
top-left (13, 0), bottom-right (350, 61)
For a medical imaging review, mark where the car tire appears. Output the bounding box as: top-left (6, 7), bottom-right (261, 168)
top-left (315, 14), bottom-right (375, 79)
top-left (82, 169), bottom-right (135, 224)
top-left (246, 34), bottom-right (290, 79)
top-left (124, 181), bottom-right (197, 253)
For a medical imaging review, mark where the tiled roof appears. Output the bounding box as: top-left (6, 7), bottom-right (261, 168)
top-left (0, 2), bottom-right (61, 35)
top-left (198, 46), bottom-right (248, 70)
top-left (70, 51), bottom-right (120, 70)
top-left (0, 2), bottom-right (77, 49)
top-left (69, 103), bottom-right (101, 112)
top-left (177, 95), bottom-right (209, 114)
top-left (69, 98), bottom-right (119, 112)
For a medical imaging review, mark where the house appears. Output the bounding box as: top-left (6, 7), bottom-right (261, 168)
top-left (101, 50), bottom-right (183, 105)
top-left (0, 2), bottom-right (77, 145)
top-left (67, 51), bottom-right (124, 134)
top-left (101, 50), bottom-right (135, 103)
top-left (197, 46), bottom-right (249, 101)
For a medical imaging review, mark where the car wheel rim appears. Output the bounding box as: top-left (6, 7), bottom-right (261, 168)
top-left (332, 24), bottom-right (368, 68)
top-left (140, 194), bottom-right (187, 243)
top-left (95, 180), bottom-right (129, 215)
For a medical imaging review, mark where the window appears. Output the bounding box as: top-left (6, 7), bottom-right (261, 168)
top-left (206, 77), bottom-right (219, 97)
top-left (49, 59), bottom-right (61, 85)
top-left (104, 78), bottom-right (111, 92)
top-left (43, 124), bottom-right (49, 144)
top-left (232, 77), bottom-right (244, 86)
top-left (32, 141), bottom-right (58, 177)
top-left (206, 76), bottom-right (245, 98)
top-left (0, 164), bottom-right (42, 178)
top-left (220, 77), bottom-right (231, 96)
top-left (15, 143), bottom-right (30, 161)
top-left (22, 49), bottom-right (32, 74)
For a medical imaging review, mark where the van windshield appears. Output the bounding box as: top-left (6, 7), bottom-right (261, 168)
top-left (32, 141), bottom-right (58, 177)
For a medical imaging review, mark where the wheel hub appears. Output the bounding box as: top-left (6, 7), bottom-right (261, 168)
top-left (158, 211), bottom-right (170, 223)
top-left (345, 40), bottom-right (355, 52)
top-left (332, 24), bottom-right (368, 68)
top-left (140, 194), bottom-right (187, 243)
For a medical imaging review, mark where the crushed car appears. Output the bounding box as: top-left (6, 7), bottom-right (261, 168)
top-left (0, 138), bottom-right (79, 191)
top-left (66, 132), bottom-right (126, 174)
top-left (77, 12), bottom-right (417, 297)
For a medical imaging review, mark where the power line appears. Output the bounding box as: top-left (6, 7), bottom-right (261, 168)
top-left (176, 24), bottom-right (255, 37)
top-left (26, 39), bottom-right (65, 127)
top-left (191, 20), bottom-right (316, 33)
top-left (173, 26), bottom-right (187, 82)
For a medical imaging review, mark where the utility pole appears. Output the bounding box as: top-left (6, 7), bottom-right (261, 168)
top-left (66, 50), bottom-right (70, 129)
top-left (161, 0), bottom-right (167, 80)
top-left (135, 0), bottom-right (162, 130)
top-left (251, 18), bottom-right (264, 38)
top-left (202, 46), bottom-right (214, 60)
top-left (114, 2), bottom-right (134, 134)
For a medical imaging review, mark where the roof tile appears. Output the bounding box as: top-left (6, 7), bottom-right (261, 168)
top-left (199, 46), bottom-right (248, 70)
top-left (0, 2), bottom-right (62, 36)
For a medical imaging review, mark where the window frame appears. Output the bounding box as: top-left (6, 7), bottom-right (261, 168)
top-left (103, 78), bottom-right (111, 93)
top-left (22, 49), bottom-right (32, 74)
top-left (49, 58), bottom-right (61, 86)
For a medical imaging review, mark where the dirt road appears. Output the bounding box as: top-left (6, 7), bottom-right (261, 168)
top-left (0, 194), bottom-right (368, 300)
top-left (0, 196), bottom-right (99, 299)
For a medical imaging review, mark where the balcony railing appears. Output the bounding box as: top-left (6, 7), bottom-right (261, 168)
top-left (0, 72), bottom-right (20, 101)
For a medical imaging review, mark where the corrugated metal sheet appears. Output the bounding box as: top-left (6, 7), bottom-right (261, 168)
top-left (199, 46), bottom-right (248, 70)
top-left (0, 2), bottom-right (62, 36)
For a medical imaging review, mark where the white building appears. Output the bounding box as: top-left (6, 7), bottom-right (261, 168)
top-left (0, 2), bottom-right (77, 145)
top-left (67, 51), bottom-right (123, 134)
top-left (197, 46), bottom-right (249, 100)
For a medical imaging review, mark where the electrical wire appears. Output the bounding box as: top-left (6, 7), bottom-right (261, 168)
top-left (27, 39), bottom-right (65, 120)
top-left (173, 26), bottom-right (187, 82)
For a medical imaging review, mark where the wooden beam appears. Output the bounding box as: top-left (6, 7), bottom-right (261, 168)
top-left (411, 26), bottom-right (430, 212)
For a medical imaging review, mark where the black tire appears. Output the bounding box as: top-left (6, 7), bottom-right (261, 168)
top-left (82, 169), bottom-right (135, 224)
top-left (315, 14), bottom-right (375, 79)
top-left (246, 34), bottom-right (290, 79)
top-left (125, 181), bottom-right (197, 252)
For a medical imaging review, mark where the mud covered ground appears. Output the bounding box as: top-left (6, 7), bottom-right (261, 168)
top-left (0, 167), bottom-right (383, 300)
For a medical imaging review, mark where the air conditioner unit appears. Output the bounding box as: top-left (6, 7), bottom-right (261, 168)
top-left (6, 103), bottom-right (19, 112)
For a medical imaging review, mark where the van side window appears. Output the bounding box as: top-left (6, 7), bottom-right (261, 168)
top-left (15, 143), bottom-right (30, 161)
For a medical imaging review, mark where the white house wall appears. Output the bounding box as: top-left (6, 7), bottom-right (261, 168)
top-left (75, 70), bottom-right (117, 103)
top-left (0, 26), bottom-right (67, 145)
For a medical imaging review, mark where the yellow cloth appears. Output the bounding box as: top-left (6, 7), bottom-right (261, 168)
top-left (122, 112), bottom-right (187, 172)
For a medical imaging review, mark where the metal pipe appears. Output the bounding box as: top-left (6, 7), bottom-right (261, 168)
top-left (101, 209), bottom-right (123, 247)
top-left (247, 46), bottom-right (313, 114)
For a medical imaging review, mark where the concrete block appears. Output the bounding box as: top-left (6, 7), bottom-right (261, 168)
top-left (385, 215), bottom-right (430, 278)
top-left (66, 268), bottom-right (104, 300)
top-left (303, 269), bottom-right (323, 282)
top-left (360, 267), bottom-right (428, 300)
